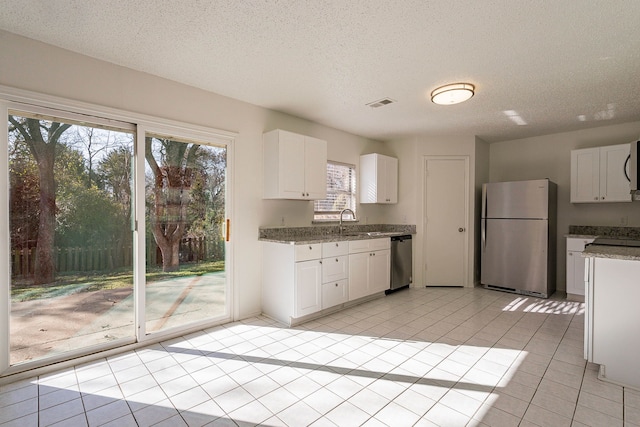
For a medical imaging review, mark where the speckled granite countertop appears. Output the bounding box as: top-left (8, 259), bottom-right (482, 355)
top-left (582, 245), bottom-right (640, 261)
top-left (259, 224), bottom-right (416, 244)
top-left (564, 234), bottom-right (598, 239)
top-left (569, 225), bottom-right (640, 261)
top-left (567, 225), bottom-right (640, 239)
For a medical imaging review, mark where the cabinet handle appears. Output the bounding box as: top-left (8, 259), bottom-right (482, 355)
top-left (309, 246), bottom-right (312, 250)
top-left (594, 197), bottom-right (598, 200)
top-left (335, 283), bottom-right (338, 287)
top-left (319, 260), bottom-right (322, 264)
top-left (601, 197), bottom-right (605, 200)
top-left (335, 243), bottom-right (339, 247)
top-left (335, 258), bottom-right (339, 262)
top-left (569, 253), bottom-right (573, 256)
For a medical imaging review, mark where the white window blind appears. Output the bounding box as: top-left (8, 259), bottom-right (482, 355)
top-left (314, 162), bottom-right (356, 220)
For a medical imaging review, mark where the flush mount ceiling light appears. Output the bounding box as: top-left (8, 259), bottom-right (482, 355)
top-left (431, 83), bottom-right (475, 105)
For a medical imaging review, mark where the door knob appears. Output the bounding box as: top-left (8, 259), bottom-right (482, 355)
top-left (458, 227), bottom-right (465, 232)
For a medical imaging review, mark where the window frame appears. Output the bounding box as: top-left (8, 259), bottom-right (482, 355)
top-left (313, 160), bottom-right (357, 222)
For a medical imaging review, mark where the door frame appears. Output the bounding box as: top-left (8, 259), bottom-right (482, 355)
top-left (423, 155), bottom-right (470, 287)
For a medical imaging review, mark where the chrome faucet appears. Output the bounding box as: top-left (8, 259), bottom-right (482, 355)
top-left (339, 208), bottom-right (356, 234)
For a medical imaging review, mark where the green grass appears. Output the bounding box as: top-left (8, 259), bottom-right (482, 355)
top-left (11, 260), bottom-right (225, 302)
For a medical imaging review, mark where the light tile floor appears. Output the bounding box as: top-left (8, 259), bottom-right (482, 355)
top-left (1, 287), bottom-right (639, 427)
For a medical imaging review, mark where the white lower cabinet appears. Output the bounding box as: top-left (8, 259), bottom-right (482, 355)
top-left (295, 259), bottom-right (322, 317)
top-left (566, 237), bottom-right (595, 298)
top-left (262, 238), bottom-right (390, 325)
top-left (348, 238), bottom-right (391, 301)
top-left (262, 243), bottom-right (322, 325)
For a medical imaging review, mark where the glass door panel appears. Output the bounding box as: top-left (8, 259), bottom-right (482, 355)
top-left (144, 135), bottom-right (227, 334)
top-left (8, 111), bottom-right (135, 366)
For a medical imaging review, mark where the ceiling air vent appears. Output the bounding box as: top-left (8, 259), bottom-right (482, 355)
top-left (366, 98), bottom-right (396, 108)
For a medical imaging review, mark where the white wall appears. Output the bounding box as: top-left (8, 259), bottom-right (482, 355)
top-left (387, 135), bottom-right (483, 288)
top-left (0, 30), bottom-right (384, 320)
top-left (489, 121), bottom-right (640, 291)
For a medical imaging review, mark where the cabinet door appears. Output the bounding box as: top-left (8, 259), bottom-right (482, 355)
top-left (359, 154), bottom-right (378, 204)
top-left (384, 156), bottom-right (398, 204)
top-left (370, 249), bottom-right (391, 293)
top-left (304, 136), bottom-right (328, 199)
top-left (295, 260), bottom-right (322, 317)
top-left (600, 144), bottom-right (631, 202)
top-left (348, 252), bottom-right (369, 301)
top-left (278, 130), bottom-right (307, 199)
top-left (571, 148), bottom-right (600, 203)
top-left (360, 154), bottom-right (398, 204)
top-left (566, 250), bottom-right (586, 296)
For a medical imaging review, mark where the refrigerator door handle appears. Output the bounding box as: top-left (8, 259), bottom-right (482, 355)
top-left (482, 219), bottom-right (486, 250)
top-left (482, 184), bottom-right (487, 219)
top-left (481, 184), bottom-right (487, 250)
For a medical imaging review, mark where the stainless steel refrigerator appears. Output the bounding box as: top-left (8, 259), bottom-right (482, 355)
top-left (481, 179), bottom-right (557, 298)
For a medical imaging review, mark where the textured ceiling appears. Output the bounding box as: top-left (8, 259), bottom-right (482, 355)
top-left (1, 1), bottom-right (640, 142)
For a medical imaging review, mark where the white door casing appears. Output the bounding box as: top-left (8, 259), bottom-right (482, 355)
top-left (424, 156), bottom-right (469, 287)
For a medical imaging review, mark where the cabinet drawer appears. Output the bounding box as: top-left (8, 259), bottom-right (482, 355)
top-left (369, 238), bottom-right (390, 251)
top-left (322, 241), bottom-right (349, 257)
top-left (322, 279), bottom-right (348, 309)
top-left (322, 255), bottom-right (348, 282)
top-left (567, 237), bottom-right (595, 252)
top-left (349, 239), bottom-right (370, 254)
top-left (349, 238), bottom-right (390, 254)
top-left (295, 244), bottom-right (322, 261)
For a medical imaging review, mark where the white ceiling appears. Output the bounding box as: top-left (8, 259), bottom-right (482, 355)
top-left (2, 1), bottom-right (640, 143)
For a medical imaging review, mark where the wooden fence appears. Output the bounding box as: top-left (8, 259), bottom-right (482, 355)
top-left (10, 237), bottom-right (224, 278)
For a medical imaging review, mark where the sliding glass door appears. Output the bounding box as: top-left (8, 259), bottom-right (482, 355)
top-left (144, 133), bottom-right (228, 335)
top-left (2, 101), bottom-right (233, 375)
top-left (7, 110), bottom-right (136, 366)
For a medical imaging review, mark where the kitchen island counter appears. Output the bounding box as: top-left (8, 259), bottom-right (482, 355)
top-left (584, 245), bottom-right (640, 390)
top-left (582, 244), bottom-right (640, 261)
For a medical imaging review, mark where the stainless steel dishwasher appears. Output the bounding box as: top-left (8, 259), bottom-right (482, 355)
top-left (387, 235), bottom-right (412, 294)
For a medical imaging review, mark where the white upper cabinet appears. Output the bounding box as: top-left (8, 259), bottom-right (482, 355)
top-left (360, 153), bottom-right (398, 204)
top-left (600, 144), bottom-right (632, 202)
top-left (570, 143), bottom-right (631, 203)
top-left (263, 129), bottom-right (327, 200)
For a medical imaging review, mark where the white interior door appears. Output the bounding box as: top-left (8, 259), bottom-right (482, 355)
top-left (424, 157), bottom-right (469, 286)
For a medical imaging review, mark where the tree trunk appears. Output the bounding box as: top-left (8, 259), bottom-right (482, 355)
top-left (145, 138), bottom-right (198, 272)
top-left (33, 156), bottom-right (56, 284)
top-left (152, 222), bottom-right (182, 272)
